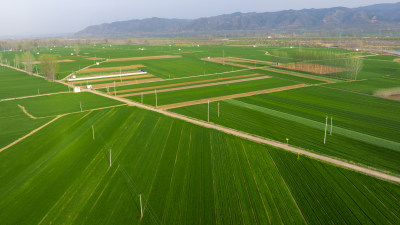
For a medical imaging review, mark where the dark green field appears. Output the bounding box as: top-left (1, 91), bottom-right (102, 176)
top-left (1, 44), bottom-right (400, 224)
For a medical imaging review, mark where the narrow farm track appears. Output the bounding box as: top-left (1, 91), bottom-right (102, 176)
top-left (114, 73), bottom-right (259, 94)
top-left (88, 88), bottom-right (400, 184)
top-left (0, 104), bottom-right (127, 152)
top-left (118, 75), bottom-right (270, 97)
top-left (0, 91), bottom-right (70, 102)
top-left (0, 115), bottom-right (63, 152)
top-left (157, 84), bottom-right (309, 109)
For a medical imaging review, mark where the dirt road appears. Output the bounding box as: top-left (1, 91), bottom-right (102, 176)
top-left (90, 89), bottom-right (400, 184)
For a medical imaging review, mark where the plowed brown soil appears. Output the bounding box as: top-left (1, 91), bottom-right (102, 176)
top-left (107, 55), bottom-right (181, 62)
top-left (115, 74), bottom-right (260, 94)
top-left (79, 65), bottom-right (144, 73)
top-left (93, 77), bottom-right (164, 89)
top-left (69, 74), bottom-right (154, 84)
top-left (118, 75), bottom-right (270, 97)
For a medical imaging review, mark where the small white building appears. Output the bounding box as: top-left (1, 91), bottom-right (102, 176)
top-left (74, 87), bottom-right (81, 93)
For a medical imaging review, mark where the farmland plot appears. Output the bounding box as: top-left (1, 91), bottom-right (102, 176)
top-left (1, 106), bottom-right (399, 224)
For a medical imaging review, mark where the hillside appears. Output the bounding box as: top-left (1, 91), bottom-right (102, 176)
top-left (75, 2), bottom-right (400, 37)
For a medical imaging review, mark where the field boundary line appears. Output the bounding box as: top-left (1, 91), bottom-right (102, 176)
top-left (1, 91), bottom-right (70, 102)
top-left (158, 84), bottom-right (309, 109)
top-left (0, 63), bottom-right (44, 79)
top-left (0, 115), bottom-right (63, 152)
top-left (119, 75), bottom-right (270, 97)
top-left (88, 89), bottom-right (400, 184)
top-left (115, 73), bottom-right (259, 94)
top-left (107, 55), bottom-right (181, 62)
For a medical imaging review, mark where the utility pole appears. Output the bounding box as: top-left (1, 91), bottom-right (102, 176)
top-left (155, 89), bottom-right (158, 108)
top-left (92, 125), bottom-right (95, 140)
top-left (114, 81), bottom-right (116, 96)
top-left (109, 149), bottom-right (112, 167)
top-left (330, 117), bottom-right (333, 135)
top-left (208, 100), bottom-right (210, 122)
top-left (324, 116), bottom-right (328, 144)
top-left (140, 194), bottom-right (143, 219)
top-left (80, 101), bottom-right (83, 112)
top-left (218, 102), bottom-right (220, 118)
top-left (222, 49), bottom-right (225, 65)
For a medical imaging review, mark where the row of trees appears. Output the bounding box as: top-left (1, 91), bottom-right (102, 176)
top-left (7, 52), bottom-right (57, 81)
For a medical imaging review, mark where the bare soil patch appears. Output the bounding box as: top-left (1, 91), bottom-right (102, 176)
top-left (203, 58), bottom-right (335, 83)
top-left (115, 73), bottom-right (260, 94)
top-left (225, 57), bottom-right (272, 65)
top-left (172, 51), bottom-right (204, 54)
top-left (279, 63), bottom-right (347, 74)
top-left (394, 58), bottom-right (400, 63)
top-left (159, 84), bottom-right (309, 109)
top-left (79, 65), bottom-right (144, 73)
top-left (69, 74), bottom-right (154, 84)
top-left (93, 78), bottom-right (164, 89)
top-left (31, 59), bottom-right (75, 64)
top-left (107, 55), bottom-right (181, 62)
top-left (86, 57), bottom-right (105, 60)
top-left (119, 75), bottom-right (269, 97)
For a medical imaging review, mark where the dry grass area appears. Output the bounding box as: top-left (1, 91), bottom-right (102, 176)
top-left (79, 65), bottom-right (144, 73)
top-left (375, 87), bottom-right (400, 101)
top-left (226, 57), bottom-right (272, 65)
top-left (203, 58), bottom-right (335, 83)
top-left (31, 59), bottom-right (75, 64)
top-left (394, 58), bottom-right (400, 63)
top-left (159, 84), bottom-right (309, 109)
top-left (69, 74), bottom-right (154, 84)
top-left (279, 63), bottom-right (347, 74)
top-left (115, 74), bottom-right (260, 94)
top-left (107, 55), bottom-right (181, 62)
top-left (93, 77), bottom-right (163, 89)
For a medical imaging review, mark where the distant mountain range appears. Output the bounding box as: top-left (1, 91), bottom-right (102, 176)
top-left (75, 2), bottom-right (400, 38)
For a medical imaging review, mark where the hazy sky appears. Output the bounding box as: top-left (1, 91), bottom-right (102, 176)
top-left (0, 0), bottom-right (398, 37)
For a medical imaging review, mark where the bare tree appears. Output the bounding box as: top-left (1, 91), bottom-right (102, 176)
top-left (21, 52), bottom-right (35, 73)
top-left (73, 45), bottom-right (80, 56)
top-left (40, 54), bottom-right (58, 81)
top-left (14, 55), bottom-right (21, 68)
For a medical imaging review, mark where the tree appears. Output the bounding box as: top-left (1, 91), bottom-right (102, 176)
top-left (73, 45), bottom-right (80, 56)
top-left (14, 55), bottom-right (20, 68)
top-left (21, 52), bottom-right (35, 73)
top-left (40, 54), bottom-right (58, 81)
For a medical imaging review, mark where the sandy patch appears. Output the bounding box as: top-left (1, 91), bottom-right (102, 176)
top-left (69, 74), bottom-right (154, 84)
top-left (115, 74), bottom-right (261, 94)
top-left (93, 78), bottom-right (164, 89)
top-left (159, 84), bottom-right (309, 109)
top-left (107, 55), bottom-right (181, 62)
top-left (119, 75), bottom-right (270, 97)
top-left (79, 65), bottom-right (144, 73)
top-left (87, 57), bottom-right (105, 60)
top-left (30, 59), bottom-right (75, 65)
